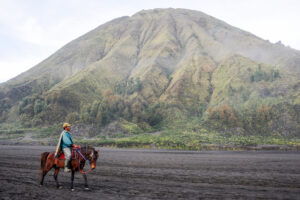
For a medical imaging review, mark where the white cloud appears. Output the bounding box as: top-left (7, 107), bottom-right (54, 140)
top-left (0, 58), bottom-right (41, 83)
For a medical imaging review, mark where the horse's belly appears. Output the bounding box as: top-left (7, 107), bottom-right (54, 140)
top-left (55, 159), bottom-right (65, 168)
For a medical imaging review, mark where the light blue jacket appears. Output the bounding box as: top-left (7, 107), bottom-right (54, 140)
top-left (61, 131), bottom-right (73, 149)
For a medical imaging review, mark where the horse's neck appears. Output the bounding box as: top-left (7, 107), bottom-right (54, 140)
top-left (81, 148), bottom-right (91, 157)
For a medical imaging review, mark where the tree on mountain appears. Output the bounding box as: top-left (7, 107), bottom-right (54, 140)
top-left (257, 105), bottom-right (270, 123)
top-left (34, 99), bottom-right (45, 115)
top-left (65, 112), bottom-right (79, 123)
top-left (96, 111), bottom-right (102, 124)
top-left (207, 104), bottom-right (237, 128)
top-left (131, 101), bottom-right (143, 122)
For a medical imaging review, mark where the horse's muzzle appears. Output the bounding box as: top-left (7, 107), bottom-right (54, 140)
top-left (91, 163), bottom-right (96, 169)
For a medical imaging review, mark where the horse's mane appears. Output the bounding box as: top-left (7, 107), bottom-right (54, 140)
top-left (80, 145), bottom-right (98, 158)
top-left (80, 145), bottom-right (93, 152)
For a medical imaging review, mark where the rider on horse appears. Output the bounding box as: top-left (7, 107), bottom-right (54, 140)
top-left (41, 135), bottom-right (99, 190)
top-left (55, 123), bottom-right (76, 172)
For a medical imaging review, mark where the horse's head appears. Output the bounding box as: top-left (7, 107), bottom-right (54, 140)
top-left (86, 147), bottom-right (99, 170)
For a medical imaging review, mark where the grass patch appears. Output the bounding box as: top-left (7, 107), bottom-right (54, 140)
top-left (74, 128), bottom-right (300, 150)
top-left (0, 128), bottom-right (34, 135)
top-left (31, 124), bottom-right (61, 138)
top-left (0, 134), bottom-right (24, 140)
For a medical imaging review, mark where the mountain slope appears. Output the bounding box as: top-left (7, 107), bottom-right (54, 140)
top-left (0, 8), bottom-right (299, 136)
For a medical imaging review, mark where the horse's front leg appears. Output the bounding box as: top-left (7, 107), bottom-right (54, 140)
top-left (71, 170), bottom-right (75, 191)
top-left (53, 167), bottom-right (62, 189)
top-left (82, 173), bottom-right (89, 190)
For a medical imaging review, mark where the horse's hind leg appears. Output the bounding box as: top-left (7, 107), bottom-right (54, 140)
top-left (40, 152), bottom-right (50, 186)
top-left (40, 161), bottom-right (54, 186)
top-left (40, 168), bottom-right (50, 186)
top-left (53, 167), bottom-right (62, 189)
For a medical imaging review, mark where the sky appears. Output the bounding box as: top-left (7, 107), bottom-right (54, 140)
top-left (0, 0), bottom-right (299, 83)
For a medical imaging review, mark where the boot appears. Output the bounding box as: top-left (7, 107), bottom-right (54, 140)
top-left (64, 160), bottom-right (71, 172)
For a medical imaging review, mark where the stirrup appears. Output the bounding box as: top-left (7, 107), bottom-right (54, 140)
top-left (64, 168), bottom-right (71, 172)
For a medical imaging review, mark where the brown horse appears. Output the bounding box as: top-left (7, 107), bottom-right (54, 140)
top-left (39, 146), bottom-right (99, 191)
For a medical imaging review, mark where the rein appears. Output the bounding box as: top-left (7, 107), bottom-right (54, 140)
top-left (74, 147), bottom-right (93, 174)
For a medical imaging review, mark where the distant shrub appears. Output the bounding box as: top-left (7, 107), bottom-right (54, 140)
top-left (250, 65), bottom-right (280, 82)
top-left (114, 78), bottom-right (142, 95)
top-left (207, 105), bottom-right (237, 128)
top-left (34, 99), bottom-right (45, 114)
top-left (65, 112), bottom-right (80, 123)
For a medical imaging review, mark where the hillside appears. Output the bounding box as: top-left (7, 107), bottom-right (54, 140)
top-left (0, 8), bottom-right (299, 146)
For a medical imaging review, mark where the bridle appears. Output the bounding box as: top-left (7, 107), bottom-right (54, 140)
top-left (76, 148), bottom-right (96, 174)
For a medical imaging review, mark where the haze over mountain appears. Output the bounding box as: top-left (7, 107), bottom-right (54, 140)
top-left (0, 8), bottom-right (299, 136)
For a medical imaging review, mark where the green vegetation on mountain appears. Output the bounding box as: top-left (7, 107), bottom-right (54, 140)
top-left (0, 8), bottom-right (299, 148)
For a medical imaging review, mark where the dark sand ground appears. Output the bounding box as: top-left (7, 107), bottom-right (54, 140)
top-left (0, 145), bottom-right (299, 200)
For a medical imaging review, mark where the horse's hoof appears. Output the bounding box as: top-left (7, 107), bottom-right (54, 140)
top-left (39, 184), bottom-right (43, 187)
top-left (71, 189), bottom-right (75, 192)
top-left (58, 186), bottom-right (63, 189)
top-left (84, 187), bottom-right (89, 190)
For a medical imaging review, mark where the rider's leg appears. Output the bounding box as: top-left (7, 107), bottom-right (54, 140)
top-left (63, 147), bottom-right (71, 172)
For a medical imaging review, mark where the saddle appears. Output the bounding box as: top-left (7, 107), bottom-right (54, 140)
top-left (57, 147), bottom-right (81, 160)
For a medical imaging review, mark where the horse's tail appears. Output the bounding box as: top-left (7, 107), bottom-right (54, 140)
top-left (40, 152), bottom-right (49, 173)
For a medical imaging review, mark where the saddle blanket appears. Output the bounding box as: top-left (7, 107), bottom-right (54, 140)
top-left (57, 149), bottom-right (80, 160)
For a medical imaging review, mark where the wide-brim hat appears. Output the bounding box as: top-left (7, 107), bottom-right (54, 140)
top-left (63, 123), bottom-right (71, 129)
